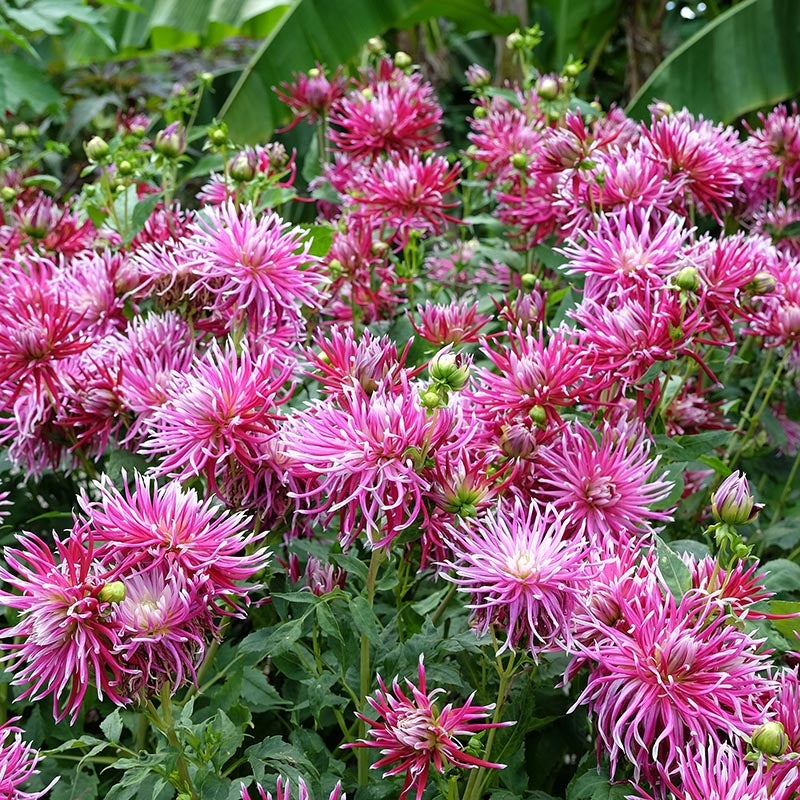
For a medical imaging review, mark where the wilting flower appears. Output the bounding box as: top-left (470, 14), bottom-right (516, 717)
top-left (0, 718), bottom-right (59, 798)
top-left (442, 497), bottom-right (595, 656)
top-left (0, 529), bottom-right (129, 722)
top-left (346, 656), bottom-right (510, 800)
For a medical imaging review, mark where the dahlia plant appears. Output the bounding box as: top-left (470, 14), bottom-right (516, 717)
top-left (0, 29), bottom-right (799, 800)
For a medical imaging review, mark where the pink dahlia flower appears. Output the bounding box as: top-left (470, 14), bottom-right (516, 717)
top-left (346, 656), bottom-right (510, 800)
top-left (0, 718), bottom-right (59, 798)
top-left (536, 421), bottom-right (673, 546)
top-left (0, 529), bottom-right (129, 722)
top-left (81, 472), bottom-right (268, 601)
top-left (442, 497), bottom-right (595, 656)
top-left (241, 776), bottom-right (344, 800)
top-left (571, 573), bottom-right (774, 785)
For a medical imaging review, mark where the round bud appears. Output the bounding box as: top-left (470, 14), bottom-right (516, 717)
top-left (0, 186), bottom-right (17, 203)
top-left (751, 721), bottom-right (789, 756)
top-left (366, 36), bottom-right (385, 55)
top-left (563, 61), bottom-right (583, 78)
top-left (98, 581), bottom-right (127, 604)
top-left (394, 51), bottom-right (412, 70)
top-left (0, 142), bottom-right (10, 161)
top-left (748, 271), bottom-right (777, 295)
top-left (520, 273), bottom-right (538, 291)
top-left (528, 405), bottom-right (547, 428)
top-left (510, 152), bottom-right (529, 171)
top-left (361, 87), bottom-right (373, 102)
top-left (117, 159), bottom-right (133, 176)
top-left (674, 266), bottom-right (700, 292)
top-left (84, 135), bottom-right (109, 162)
top-left (711, 470), bottom-right (763, 526)
top-left (208, 126), bottom-right (228, 147)
top-left (429, 351), bottom-right (470, 391)
top-left (506, 31), bottom-right (525, 50)
top-left (154, 122), bottom-right (186, 158)
top-left (198, 71), bottom-right (214, 85)
top-left (536, 75), bottom-right (560, 101)
top-left (421, 389), bottom-right (444, 409)
top-left (228, 150), bottom-right (257, 182)
top-left (11, 122), bottom-right (31, 140)
top-left (474, 106), bottom-right (488, 120)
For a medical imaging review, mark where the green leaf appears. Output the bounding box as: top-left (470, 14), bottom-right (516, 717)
top-left (655, 535), bottom-right (693, 603)
top-left (537, 0), bottom-right (622, 69)
top-left (667, 538), bottom-right (712, 561)
top-left (396, 0), bottom-right (518, 35)
top-left (349, 595), bottom-right (381, 640)
top-left (627, 0), bottom-right (800, 123)
top-left (566, 763), bottom-right (629, 800)
top-left (241, 618), bottom-right (305, 657)
top-left (303, 224), bottom-right (334, 258)
top-left (222, 0), bottom-right (488, 141)
top-left (768, 600), bottom-right (800, 641)
top-left (759, 559), bottom-right (800, 596)
top-left (0, 53), bottom-right (61, 114)
top-left (241, 666), bottom-right (290, 711)
top-left (100, 708), bottom-right (123, 743)
top-left (129, 193), bottom-right (162, 241)
top-left (698, 454), bottom-right (732, 477)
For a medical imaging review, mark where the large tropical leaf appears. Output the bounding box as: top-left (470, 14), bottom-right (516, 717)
top-left (220, 0), bottom-right (518, 143)
top-left (627, 0), bottom-right (800, 122)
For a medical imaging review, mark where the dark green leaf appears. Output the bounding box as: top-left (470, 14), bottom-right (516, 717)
top-left (0, 53), bottom-right (61, 114)
top-left (628, 0), bottom-right (800, 123)
top-left (767, 601), bottom-right (800, 640)
top-left (759, 559), bottom-right (800, 596)
top-left (241, 666), bottom-right (290, 712)
top-left (100, 708), bottom-right (123, 743)
top-left (240, 618), bottom-right (305, 657)
top-left (349, 595), bottom-right (381, 640)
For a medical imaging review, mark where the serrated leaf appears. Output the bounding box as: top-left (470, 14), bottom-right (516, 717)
top-left (667, 539), bottom-right (712, 561)
top-left (241, 665), bottom-right (290, 712)
top-left (655, 535), bottom-right (693, 603)
top-left (241, 618), bottom-right (304, 657)
top-left (349, 595), bottom-right (381, 640)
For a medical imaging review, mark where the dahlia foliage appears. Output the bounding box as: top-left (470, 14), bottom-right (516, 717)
top-left (0, 33), bottom-right (799, 800)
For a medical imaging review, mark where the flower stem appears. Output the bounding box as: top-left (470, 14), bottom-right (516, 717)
top-left (357, 547), bottom-right (385, 787)
top-left (772, 446), bottom-right (800, 525)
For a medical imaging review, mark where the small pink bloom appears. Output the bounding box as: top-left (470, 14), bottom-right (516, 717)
top-left (0, 718), bottom-right (59, 798)
top-left (346, 656), bottom-right (510, 800)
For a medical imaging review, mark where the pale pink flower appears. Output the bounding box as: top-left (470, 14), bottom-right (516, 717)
top-left (346, 656), bottom-right (510, 800)
top-left (442, 497), bottom-right (595, 656)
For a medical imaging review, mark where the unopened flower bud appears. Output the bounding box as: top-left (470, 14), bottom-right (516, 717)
top-left (751, 721), bottom-right (789, 756)
top-left (748, 271), bottom-right (777, 295)
top-left (520, 273), bottom-right (538, 292)
top-left (98, 581), bottom-right (126, 604)
top-left (421, 389), bottom-right (444, 409)
top-left (474, 106), bottom-right (488, 120)
top-left (711, 470), bottom-right (763, 525)
top-left (117, 159), bottom-right (133, 176)
top-left (154, 122), bottom-right (186, 158)
top-left (0, 142), bottom-right (10, 161)
top-left (394, 51), bottom-right (412, 70)
top-left (528, 405), bottom-right (547, 428)
top-left (84, 135), bottom-right (109, 162)
top-left (430, 351), bottom-right (470, 391)
top-left (207, 124), bottom-right (228, 147)
top-left (198, 71), bottom-right (214, 86)
top-left (361, 87), bottom-right (373, 102)
top-left (510, 152), bottom-right (529, 171)
top-left (229, 150), bottom-right (257, 181)
top-left (371, 240), bottom-right (389, 256)
top-left (366, 36), bottom-right (385, 55)
top-left (506, 31), bottom-right (525, 50)
top-left (0, 186), bottom-right (17, 203)
top-left (536, 75), bottom-right (560, 101)
top-left (465, 64), bottom-right (491, 89)
top-left (11, 122), bottom-right (31, 140)
top-left (650, 100), bottom-right (673, 120)
top-left (563, 60), bottom-right (583, 78)
top-left (674, 266), bottom-right (700, 292)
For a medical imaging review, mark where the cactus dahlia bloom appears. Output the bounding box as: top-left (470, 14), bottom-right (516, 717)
top-left (346, 656), bottom-right (510, 800)
top-left (571, 571), bottom-right (773, 786)
top-left (0, 529), bottom-right (129, 722)
top-left (441, 497), bottom-right (595, 657)
top-left (80, 472), bottom-right (268, 601)
top-left (629, 737), bottom-right (800, 800)
top-left (0, 719), bottom-right (59, 798)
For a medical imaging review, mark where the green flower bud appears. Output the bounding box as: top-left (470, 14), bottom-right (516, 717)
top-left (228, 150), bottom-right (257, 182)
top-left (535, 75), bottom-right (560, 101)
top-left (0, 142), bottom-right (10, 161)
top-left (506, 31), bottom-right (525, 50)
top-left (747, 271), bottom-right (777, 295)
top-left (429, 351), bottom-right (470, 391)
top-left (154, 122), bottom-right (186, 158)
top-left (1, 186), bottom-right (17, 203)
top-left (394, 51), bottom-right (413, 70)
top-left (207, 124), bottom-right (228, 147)
top-left (98, 581), bottom-right (126, 604)
top-left (510, 152), bottom-right (529, 171)
top-left (674, 266), bottom-right (700, 292)
top-left (117, 159), bottom-right (134, 176)
top-left (711, 470), bottom-right (763, 526)
top-left (11, 122), bottom-right (31, 140)
top-left (84, 135), bottom-right (109, 162)
top-left (528, 405), bottom-right (547, 428)
top-left (474, 106), bottom-right (488, 120)
top-left (751, 721), bottom-right (789, 756)
top-left (421, 389), bottom-right (444, 409)
top-left (366, 36), bottom-right (385, 55)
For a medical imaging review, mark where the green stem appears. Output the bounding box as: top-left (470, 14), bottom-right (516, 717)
top-left (357, 548), bottom-right (385, 788)
top-left (728, 348), bottom-right (791, 468)
top-left (725, 347), bottom-right (775, 462)
top-left (150, 690), bottom-right (198, 800)
top-left (461, 652), bottom-right (518, 800)
top-left (135, 709), bottom-right (149, 752)
top-left (431, 583), bottom-right (457, 627)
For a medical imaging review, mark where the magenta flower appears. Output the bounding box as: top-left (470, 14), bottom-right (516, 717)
top-left (282, 376), bottom-right (466, 550)
top-left (411, 300), bottom-right (491, 346)
top-left (275, 63), bottom-right (347, 127)
top-left (80, 472), bottom-right (268, 600)
top-left (350, 153), bottom-right (460, 247)
top-left (0, 529), bottom-right (129, 722)
top-left (140, 339), bottom-right (293, 497)
top-left (113, 565), bottom-right (211, 697)
top-left (0, 718), bottom-right (59, 798)
top-left (185, 201), bottom-right (324, 329)
top-left (536, 421), bottom-right (673, 546)
top-left (442, 497), bottom-right (595, 656)
top-left (711, 470), bottom-right (764, 525)
top-left (571, 572), bottom-right (774, 784)
top-left (346, 656), bottom-right (510, 800)
top-left (328, 65), bottom-right (442, 160)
